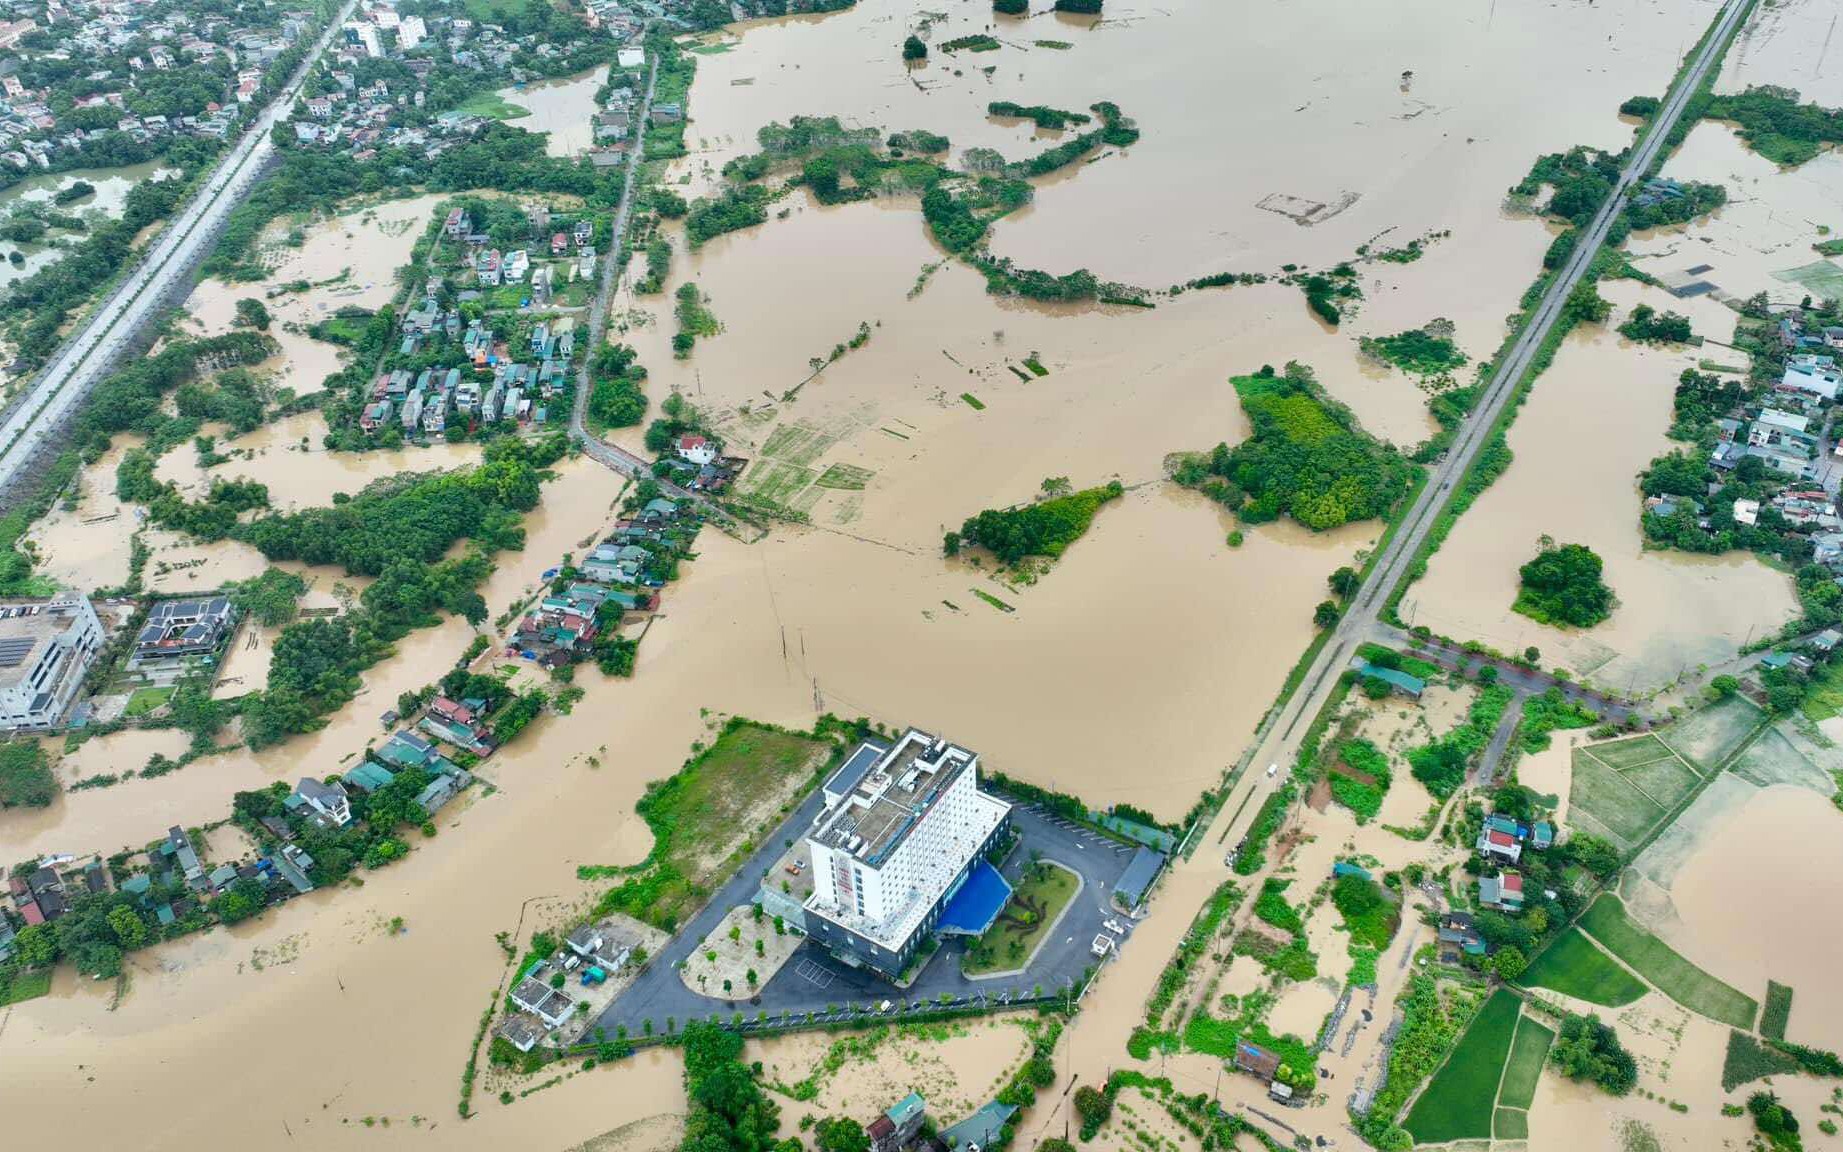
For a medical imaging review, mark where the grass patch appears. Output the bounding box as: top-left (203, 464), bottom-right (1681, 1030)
top-left (1498, 1013), bottom-right (1555, 1110)
top-left (1519, 927), bottom-right (1648, 1007)
top-left (1762, 981), bottom-right (1793, 1041)
top-left (939, 34), bottom-right (1001, 52)
top-left (1402, 988), bottom-right (1522, 1144)
top-left (1569, 749), bottom-right (1669, 850)
top-left (0, 966), bottom-right (52, 1006)
top-left (960, 392), bottom-right (986, 410)
top-left (972, 588), bottom-right (1014, 613)
top-left (1495, 1108), bottom-right (1530, 1140)
top-left (1587, 734), bottom-right (1676, 770)
top-left (1800, 657), bottom-right (1843, 721)
top-left (454, 90), bottom-right (530, 121)
top-left (1580, 895), bottom-right (1757, 1029)
top-left (813, 464), bottom-right (874, 491)
top-left (962, 861), bottom-right (1078, 974)
top-left (1722, 1029), bottom-right (1800, 1091)
top-left (123, 686), bottom-right (174, 717)
top-left (1023, 356), bottom-right (1049, 377)
top-left (589, 719), bottom-right (838, 932)
top-left (1360, 325), bottom-right (1468, 376)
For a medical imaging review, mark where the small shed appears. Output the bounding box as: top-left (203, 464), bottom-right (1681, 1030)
top-left (1114, 847), bottom-right (1167, 910)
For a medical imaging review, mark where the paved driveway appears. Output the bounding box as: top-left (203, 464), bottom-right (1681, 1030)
top-left (591, 801), bottom-right (1148, 1037)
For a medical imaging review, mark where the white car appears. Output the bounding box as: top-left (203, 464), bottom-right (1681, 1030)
top-left (1266, 762), bottom-right (1279, 779)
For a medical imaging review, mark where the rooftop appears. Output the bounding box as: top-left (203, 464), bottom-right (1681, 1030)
top-left (0, 595), bottom-right (89, 694)
top-left (812, 730), bottom-right (976, 867)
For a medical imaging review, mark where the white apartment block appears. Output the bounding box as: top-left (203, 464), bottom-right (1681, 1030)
top-left (803, 728), bottom-right (1009, 977)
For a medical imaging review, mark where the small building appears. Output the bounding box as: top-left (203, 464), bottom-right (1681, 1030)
top-left (343, 761), bottom-right (397, 794)
top-left (1530, 821), bottom-right (1555, 850)
top-left (497, 1012), bottom-right (547, 1053)
top-left (937, 1102), bottom-right (1016, 1152)
top-left (870, 1093), bottom-right (927, 1152)
top-left (1479, 871), bottom-right (1525, 912)
top-left (1353, 660), bottom-right (1425, 699)
top-left (675, 433), bottom-right (718, 466)
top-left (416, 773), bottom-right (464, 815)
top-left (510, 974), bottom-right (576, 1028)
top-left (292, 776), bottom-right (353, 827)
top-left (1234, 1041), bottom-right (1282, 1082)
top-left (1436, 911), bottom-right (1486, 960)
top-left (165, 826), bottom-right (204, 885)
top-left (1113, 846), bottom-right (1167, 910)
top-left (1477, 827), bottom-right (1522, 865)
top-left (1734, 498), bottom-right (1760, 527)
top-left (616, 45), bottom-right (644, 69)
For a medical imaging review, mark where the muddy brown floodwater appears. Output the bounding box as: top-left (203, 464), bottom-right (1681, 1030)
top-left (1, 0), bottom-right (1810, 1146)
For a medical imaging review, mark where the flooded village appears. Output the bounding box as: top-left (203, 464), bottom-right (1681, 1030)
top-left (1, 0), bottom-right (1843, 1151)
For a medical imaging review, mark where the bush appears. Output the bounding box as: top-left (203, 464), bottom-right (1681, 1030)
top-left (0, 741), bottom-right (56, 808)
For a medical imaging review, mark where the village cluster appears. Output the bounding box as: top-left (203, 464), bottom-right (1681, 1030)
top-left (0, 0), bottom-right (317, 171)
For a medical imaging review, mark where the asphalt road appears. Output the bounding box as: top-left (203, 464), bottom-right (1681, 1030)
top-left (1194, 0), bottom-right (1752, 862)
top-left (0, 0), bottom-right (362, 497)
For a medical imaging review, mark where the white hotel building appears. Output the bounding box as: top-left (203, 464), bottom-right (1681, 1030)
top-left (802, 728), bottom-right (1010, 978)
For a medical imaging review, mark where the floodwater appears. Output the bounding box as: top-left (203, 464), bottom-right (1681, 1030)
top-left (501, 66), bottom-right (609, 158)
top-left (1718, 0), bottom-right (1843, 107)
top-left (1666, 785), bottom-right (1843, 1047)
top-left (184, 192), bottom-right (450, 397)
top-left (1, 0), bottom-right (1790, 1145)
top-left (1629, 121), bottom-right (1843, 307)
top-left (1409, 281), bottom-right (1798, 693)
top-left (155, 411), bottom-right (482, 511)
top-left (0, 161), bottom-right (178, 289)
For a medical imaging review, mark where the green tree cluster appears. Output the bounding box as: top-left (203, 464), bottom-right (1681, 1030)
top-left (1550, 1013), bottom-right (1638, 1096)
top-left (0, 741), bottom-right (56, 808)
top-left (946, 480), bottom-right (1124, 564)
top-left (1514, 540), bottom-right (1614, 628)
top-left (1174, 364), bottom-right (1414, 531)
top-left (1617, 304), bottom-right (1693, 344)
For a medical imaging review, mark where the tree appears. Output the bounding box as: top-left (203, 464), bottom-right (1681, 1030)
top-left (1710, 673), bottom-right (1740, 699)
top-left (228, 567), bottom-right (308, 627)
top-left (1550, 1013), bottom-right (1636, 1095)
top-left (1329, 566), bottom-right (1360, 598)
top-left (1491, 946), bottom-right (1527, 981)
top-left (107, 905), bottom-right (149, 950)
top-left (13, 923), bottom-right (56, 967)
top-left (902, 35), bottom-right (927, 61)
top-left (1562, 281), bottom-right (1612, 325)
top-left (234, 297), bottom-right (271, 331)
top-left (1313, 600), bottom-right (1341, 628)
top-left (816, 1117), bottom-right (870, 1152)
top-left (1515, 541), bottom-right (1614, 628)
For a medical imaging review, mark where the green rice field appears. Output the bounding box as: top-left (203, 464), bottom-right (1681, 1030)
top-left (1519, 927), bottom-right (1648, 1008)
top-left (1579, 895), bottom-right (1756, 1029)
top-left (1402, 989), bottom-right (1521, 1144)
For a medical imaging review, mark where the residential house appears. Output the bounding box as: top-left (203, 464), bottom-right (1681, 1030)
top-left (573, 218), bottom-right (593, 248)
top-left (292, 776), bottom-right (353, 827)
top-left (869, 1094), bottom-right (927, 1152)
top-left (1436, 911), bottom-right (1486, 961)
top-left (510, 974), bottom-right (576, 1027)
top-left (165, 826), bottom-right (205, 886)
top-left (675, 434), bottom-right (718, 466)
top-left (497, 1012), bottom-right (546, 1052)
top-left (1733, 498), bottom-right (1760, 527)
top-left (477, 248), bottom-right (502, 286)
top-left (1479, 871), bottom-right (1524, 912)
top-left (131, 597), bottom-right (235, 668)
top-left (503, 249), bottom-right (530, 283)
top-left (1477, 824), bottom-right (1522, 865)
top-left (1352, 660), bottom-right (1425, 700)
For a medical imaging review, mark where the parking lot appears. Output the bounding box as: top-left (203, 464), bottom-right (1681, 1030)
top-left (592, 800), bottom-right (1156, 1039)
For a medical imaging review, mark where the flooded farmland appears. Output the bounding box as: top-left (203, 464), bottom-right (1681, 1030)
top-left (3, 0), bottom-right (1830, 1147)
top-left (501, 66), bottom-right (609, 158)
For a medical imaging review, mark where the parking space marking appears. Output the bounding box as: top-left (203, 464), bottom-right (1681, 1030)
top-left (794, 960), bottom-right (835, 989)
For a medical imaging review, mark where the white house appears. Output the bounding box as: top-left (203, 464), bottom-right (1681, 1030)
top-left (675, 434), bottom-right (717, 466)
top-left (293, 776), bottom-right (352, 827)
top-left (1733, 498), bottom-right (1760, 527)
top-left (617, 45), bottom-right (644, 69)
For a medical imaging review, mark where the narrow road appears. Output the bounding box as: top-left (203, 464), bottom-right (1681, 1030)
top-left (1195, 0), bottom-right (1752, 861)
top-left (1370, 621), bottom-right (1641, 723)
top-left (569, 50), bottom-right (670, 490)
top-left (0, 0), bottom-right (362, 498)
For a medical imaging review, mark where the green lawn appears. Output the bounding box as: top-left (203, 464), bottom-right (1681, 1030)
top-left (1403, 988), bottom-right (1521, 1144)
top-left (1497, 1013), bottom-right (1555, 1110)
top-left (123, 686), bottom-right (174, 717)
top-left (1762, 981), bottom-right (1793, 1041)
top-left (1580, 895), bottom-right (1757, 1029)
top-left (590, 719), bottom-right (837, 932)
top-left (1519, 927), bottom-right (1649, 1008)
top-left (962, 861), bottom-right (1079, 975)
top-left (453, 90), bottom-right (530, 121)
top-left (0, 966), bottom-right (51, 1006)
top-left (462, 0), bottom-right (529, 19)
top-left (1494, 1108), bottom-right (1530, 1140)
top-left (1802, 658), bottom-right (1843, 721)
